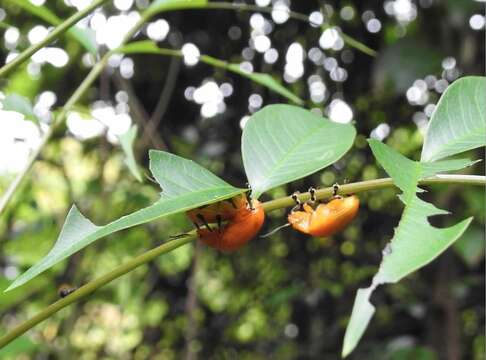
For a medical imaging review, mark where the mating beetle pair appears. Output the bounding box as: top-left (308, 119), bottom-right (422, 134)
top-left (185, 185), bottom-right (359, 251)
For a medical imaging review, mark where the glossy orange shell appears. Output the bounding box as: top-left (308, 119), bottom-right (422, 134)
top-left (288, 195), bottom-right (359, 237)
top-left (197, 200), bottom-right (265, 251)
top-left (186, 194), bottom-right (247, 224)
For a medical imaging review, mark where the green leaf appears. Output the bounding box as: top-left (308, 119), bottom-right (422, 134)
top-left (225, 62), bottom-right (303, 105)
top-left (6, 151), bottom-right (244, 291)
top-left (5, 0), bottom-right (97, 54)
top-left (342, 140), bottom-right (474, 357)
top-left (145, 0), bottom-right (208, 17)
top-left (67, 27), bottom-right (97, 55)
top-left (453, 226), bottom-right (485, 268)
top-left (421, 76), bottom-right (486, 162)
top-left (0, 335), bottom-right (37, 358)
top-left (241, 104), bottom-right (356, 198)
top-left (116, 40), bottom-right (168, 55)
top-left (117, 41), bottom-right (302, 104)
top-left (1, 94), bottom-right (38, 123)
top-left (117, 125), bottom-right (143, 182)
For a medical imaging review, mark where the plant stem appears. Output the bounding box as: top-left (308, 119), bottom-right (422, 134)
top-left (0, 234), bottom-right (195, 349)
top-left (0, 174), bottom-right (483, 348)
top-left (204, 1), bottom-right (377, 56)
top-left (262, 174), bottom-right (486, 212)
top-left (0, 0), bottom-right (109, 78)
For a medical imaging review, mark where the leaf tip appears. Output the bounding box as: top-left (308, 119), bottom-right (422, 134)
top-left (4, 279), bottom-right (21, 293)
top-left (341, 344), bottom-right (351, 358)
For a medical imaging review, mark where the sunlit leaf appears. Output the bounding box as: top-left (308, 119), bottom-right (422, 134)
top-left (342, 140), bottom-right (474, 357)
top-left (6, 151), bottom-right (244, 291)
top-left (242, 104), bottom-right (356, 198)
top-left (1, 94), bottom-right (38, 123)
top-left (6, 0), bottom-right (97, 54)
top-left (118, 125), bottom-right (143, 182)
top-left (421, 76), bottom-right (486, 162)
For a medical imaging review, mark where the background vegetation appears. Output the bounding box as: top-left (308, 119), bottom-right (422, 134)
top-left (0, 0), bottom-right (484, 359)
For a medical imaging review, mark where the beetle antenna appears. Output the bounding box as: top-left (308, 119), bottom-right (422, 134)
top-left (261, 223), bottom-right (291, 238)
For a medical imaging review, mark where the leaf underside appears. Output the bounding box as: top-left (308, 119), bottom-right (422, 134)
top-left (242, 104), bottom-right (356, 198)
top-left (421, 76), bottom-right (486, 162)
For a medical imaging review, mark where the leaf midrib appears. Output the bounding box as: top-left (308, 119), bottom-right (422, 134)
top-left (252, 122), bottom-right (342, 190)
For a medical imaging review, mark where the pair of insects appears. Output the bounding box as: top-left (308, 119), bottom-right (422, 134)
top-left (186, 185), bottom-right (360, 251)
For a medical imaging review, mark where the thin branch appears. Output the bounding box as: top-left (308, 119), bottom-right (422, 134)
top-left (0, 174), bottom-right (484, 348)
top-left (204, 1), bottom-right (377, 57)
top-left (0, 234), bottom-right (196, 349)
top-left (183, 241), bottom-right (202, 360)
top-left (142, 55), bottom-right (182, 149)
top-left (0, 0), bottom-right (109, 78)
top-left (113, 73), bottom-right (166, 149)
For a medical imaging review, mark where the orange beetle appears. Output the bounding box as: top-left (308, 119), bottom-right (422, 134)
top-left (186, 193), bottom-right (247, 228)
top-left (288, 187), bottom-right (359, 237)
top-left (195, 199), bottom-right (265, 251)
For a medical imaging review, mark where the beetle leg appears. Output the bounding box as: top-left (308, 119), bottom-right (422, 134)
top-left (291, 191), bottom-right (303, 211)
top-left (308, 187), bottom-right (317, 203)
top-left (332, 183), bottom-right (343, 199)
top-left (216, 214), bottom-right (222, 231)
top-left (245, 188), bottom-right (254, 210)
top-left (197, 214), bottom-right (212, 232)
top-left (170, 232), bottom-right (191, 239)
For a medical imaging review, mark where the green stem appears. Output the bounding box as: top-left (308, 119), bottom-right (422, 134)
top-left (262, 174), bottom-right (486, 212)
top-left (0, 174), bottom-right (483, 348)
top-left (0, 0), bottom-right (109, 78)
top-left (204, 1), bottom-right (377, 56)
top-left (0, 234), bottom-right (195, 349)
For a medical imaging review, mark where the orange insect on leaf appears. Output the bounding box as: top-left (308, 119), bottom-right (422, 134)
top-left (288, 195), bottom-right (359, 237)
top-left (196, 199), bottom-right (265, 251)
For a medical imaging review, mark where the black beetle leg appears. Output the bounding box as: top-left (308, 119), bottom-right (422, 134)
top-left (196, 214), bottom-right (212, 231)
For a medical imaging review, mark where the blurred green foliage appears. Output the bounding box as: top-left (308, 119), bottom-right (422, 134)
top-left (0, 0), bottom-right (484, 359)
